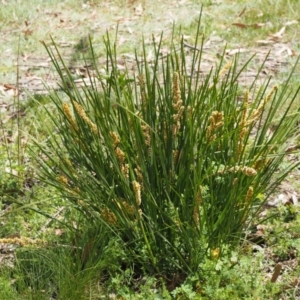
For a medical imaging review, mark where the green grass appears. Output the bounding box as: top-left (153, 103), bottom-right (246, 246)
top-left (17, 25), bottom-right (300, 298)
top-left (1, 1), bottom-right (300, 299)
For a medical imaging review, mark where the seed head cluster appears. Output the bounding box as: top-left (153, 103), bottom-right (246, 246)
top-left (115, 147), bottom-right (125, 164)
top-left (0, 237), bottom-right (46, 247)
top-left (228, 165), bottom-right (257, 176)
top-left (247, 85), bottom-right (278, 126)
top-left (73, 101), bottom-right (98, 134)
top-left (101, 208), bottom-right (117, 225)
top-left (132, 180), bottom-right (142, 206)
top-left (141, 124), bottom-right (151, 147)
top-left (57, 175), bottom-right (68, 186)
top-left (63, 103), bottom-right (79, 131)
top-left (121, 163), bottom-right (129, 178)
top-left (219, 165), bottom-right (257, 177)
top-left (110, 131), bottom-right (120, 148)
top-left (218, 61), bottom-right (232, 80)
top-left (172, 72), bottom-right (184, 136)
top-left (206, 111), bottom-right (224, 141)
top-left (245, 186), bottom-right (254, 203)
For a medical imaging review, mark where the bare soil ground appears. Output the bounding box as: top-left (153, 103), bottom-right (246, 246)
top-left (0, 0), bottom-right (299, 101)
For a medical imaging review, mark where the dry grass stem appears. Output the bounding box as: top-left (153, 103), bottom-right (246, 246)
top-left (0, 237), bottom-right (46, 247)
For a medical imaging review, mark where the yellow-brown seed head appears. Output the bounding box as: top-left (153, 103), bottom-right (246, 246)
top-left (120, 200), bottom-right (136, 216)
top-left (77, 199), bottom-right (85, 206)
top-left (115, 147), bottom-right (125, 164)
top-left (110, 131), bottom-right (120, 148)
top-left (0, 237), bottom-right (46, 247)
top-left (101, 208), bottom-right (117, 225)
top-left (264, 85), bottom-right (278, 104)
top-left (141, 124), bottom-right (151, 146)
top-left (239, 90), bottom-right (249, 138)
top-left (241, 166), bottom-right (257, 177)
top-left (73, 102), bottom-right (98, 134)
top-left (173, 72), bottom-right (181, 106)
top-left (65, 186), bottom-right (80, 196)
top-left (206, 111), bottom-right (224, 141)
top-left (245, 186), bottom-right (254, 203)
top-left (57, 175), bottom-right (68, 186)
top-left (63, 103), bottom-right (78, 131)
top-left (218, 61), bottom-right (232, 79)
top-left (172, 121), bottom-right (181, 137)
top-left (173, 106), bottom-right (185, 122)
top-left (134, 167), bottom-right (143, 184)
top-left (228, 165), bottom-right (257, 176)
top-left (132, 180), bottom-right (141, 206)
top-left (252, 158), bottom-right (267, 171)
top-left (228, 165), bottom-right (241, 173)
top-left (74, 102), bottom-right (87, 121)
top-left (246, 85), bottom-right (278, 126)
top-left (121, 164), bottom-right (129, 178)
top-left (211, 111), bottom-right (224, 128)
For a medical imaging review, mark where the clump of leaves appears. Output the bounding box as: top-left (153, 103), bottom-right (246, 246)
top-left (34, 16), bottom-right (300, 289)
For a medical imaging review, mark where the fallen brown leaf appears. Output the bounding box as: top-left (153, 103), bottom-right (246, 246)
top-left (3, 84), bottom-right (15, 91)
top-left (232, 23), bottom-right (265, 29)
top-left (232, 23), bottom-right (248, 29)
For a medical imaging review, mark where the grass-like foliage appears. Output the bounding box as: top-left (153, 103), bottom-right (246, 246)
top-left (35, 21), bottom-right (300, 286)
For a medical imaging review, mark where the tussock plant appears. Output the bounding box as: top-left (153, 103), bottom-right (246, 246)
top-left (35, 23), bottom-right (300, 287)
